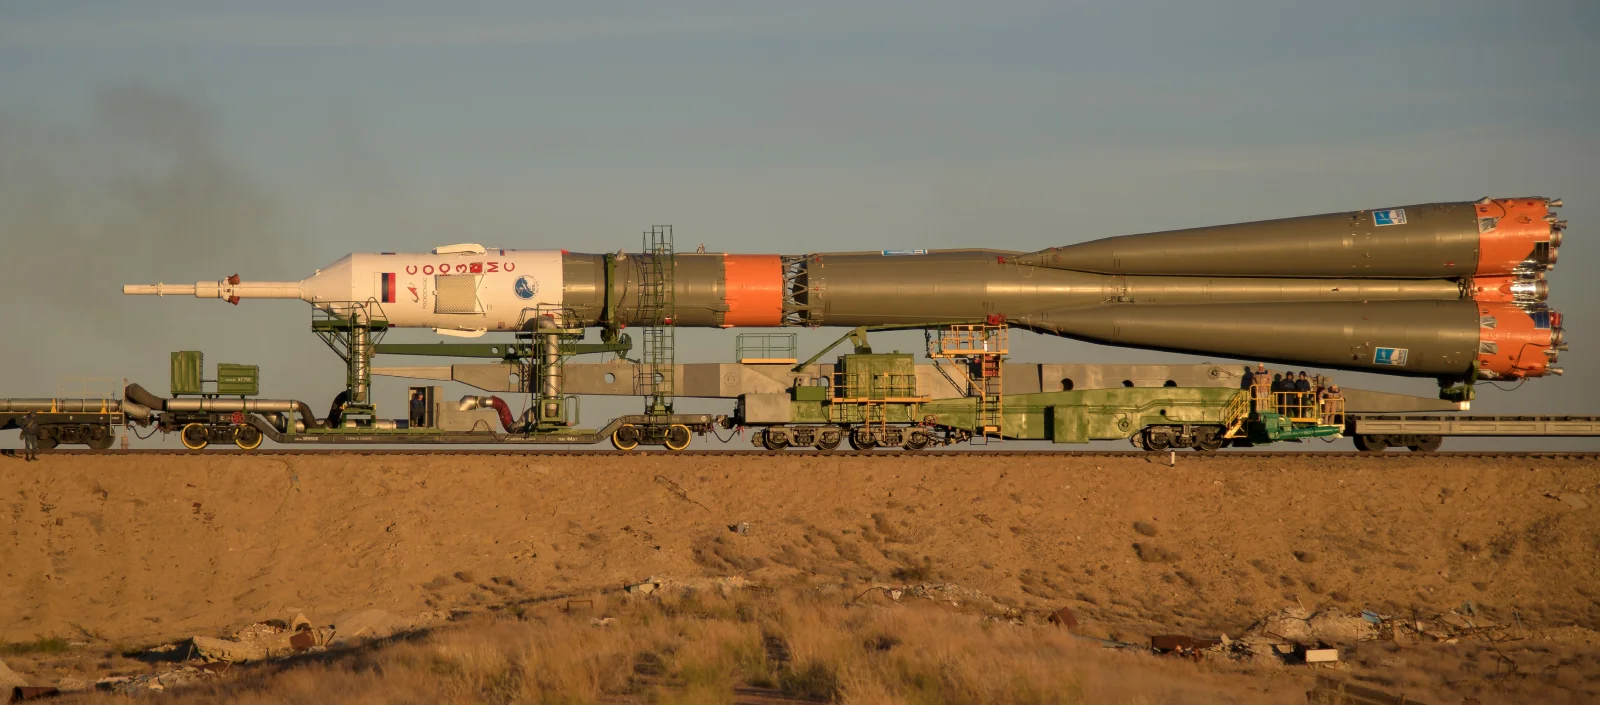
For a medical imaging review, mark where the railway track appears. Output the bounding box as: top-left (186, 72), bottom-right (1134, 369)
top-left (21, 449), bottom-right (1600, 459)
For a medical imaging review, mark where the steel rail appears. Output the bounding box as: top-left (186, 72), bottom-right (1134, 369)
top-left (26, 449), bottom-right (1600, 459)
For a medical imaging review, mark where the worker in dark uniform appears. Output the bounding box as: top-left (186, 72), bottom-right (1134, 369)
top-left (408, 390), bottom-right (426, 428)
top-left (1294, 371), bottom-right (1313, 417)
top-left (20, 410), bottom-right (40, 461)
top-left (1268, 373), bottom-right (1287, 414)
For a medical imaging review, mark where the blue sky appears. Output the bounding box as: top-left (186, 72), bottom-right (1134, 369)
top-left (1, 1), bottom-right (1596, 448)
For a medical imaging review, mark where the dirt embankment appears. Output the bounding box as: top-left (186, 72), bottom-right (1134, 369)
top-left (4, 453), bottom-right (1597, 643)
top-left (2, 453), bottom-right (1598, 702)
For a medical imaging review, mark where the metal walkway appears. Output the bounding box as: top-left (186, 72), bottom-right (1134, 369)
top-left (1351, 415), bottom-right (1600, 436)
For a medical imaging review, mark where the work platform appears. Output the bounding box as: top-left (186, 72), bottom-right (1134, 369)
top-left (1352, 415), bottom-right (1600, 436)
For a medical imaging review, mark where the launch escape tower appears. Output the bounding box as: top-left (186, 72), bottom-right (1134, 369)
top-left (637, 226), bottom-right (676, 417)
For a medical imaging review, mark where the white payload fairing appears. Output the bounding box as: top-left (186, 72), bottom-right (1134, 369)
top-left (124, 244), bottom-right (567, 335)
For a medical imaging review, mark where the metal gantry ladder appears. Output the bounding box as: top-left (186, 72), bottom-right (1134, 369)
top-left (928, 319), bottom-right (1008, 443)
top-left (637, 226), bottom-right (676, 416)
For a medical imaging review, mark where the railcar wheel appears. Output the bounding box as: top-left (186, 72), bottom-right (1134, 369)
top-left (1408, 435), bottom-right (1443, 453)
top-left (664, 424), bottom-right (692, 451)
top-left (902, 430), bottom-right (930, 451)
top-left (1143, 430), bottom-right (1170, 452)
top-left (36, 433), bottom-right (59, 451)
top-left (86, 426), bottom-right (115, 450)
top-left (848, 429), bottom-right (878, 451)
top-left (1193, 428), bottom-right (1224, 452)
top-left (1353, 434), bottom-right (1387, 453)
top-left (234, 425), bottom-right (264, 451)
top-left (814, 432), bottom-right (842, 451)
top-left (611, 424), bottom-right (641, 451)
top-left (761, 430), bottom-right (790, 451)
top-left (180, 423), bottom-right (210, 451)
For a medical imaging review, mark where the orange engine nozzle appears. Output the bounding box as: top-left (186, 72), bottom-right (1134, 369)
top-left (1468, 275), bottom-right (1548, 304)
top-left (1476, 302), bottom-right (1562, 379)
top-left (1474, 197), bottom-right (1562, 276)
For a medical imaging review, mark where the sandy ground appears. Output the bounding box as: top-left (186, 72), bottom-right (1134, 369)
top-left (3, 452), bottom-right (1599, 702)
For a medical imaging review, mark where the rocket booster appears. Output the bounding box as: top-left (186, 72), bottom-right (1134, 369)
top-left (124, 197), bottom-right (1568, 381)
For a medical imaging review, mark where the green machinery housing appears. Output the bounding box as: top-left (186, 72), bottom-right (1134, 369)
top-left (735, 322), bottom-right (1343, 452)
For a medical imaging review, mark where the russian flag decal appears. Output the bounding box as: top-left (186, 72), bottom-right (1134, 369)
top-left (381, 272), bottom-right (396, 303)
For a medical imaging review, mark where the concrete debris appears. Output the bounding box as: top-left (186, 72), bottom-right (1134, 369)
top-left (0, 657), bottom-right (29, 692)
top-left (1304, 648), bottom-right (1340, 663)
top-left (1260, 607), bottom-right (1378, 644)
top-left (658, 575), bottom-right (752, 596)
top-left (1363, 607), bottom-right (1513, 644)
top-left (591, 617), bottom-right (616, 627)
top-left (97, 665), bottom-right (220, 696)
top-left (190, 610), bottom-right (435, 661)
top-left (54, 677), bottom-right (88, 692)
top-left (625, 576), bottom-right (752, 598)
top-left (728, 522), bottom-right (752, 535)
top-left (233, 622), bottom-right (285, 643)
top-left (1307, 610), bottom-right (1379, 643)
top-left (625, 578), bottom-right (662, 595)
top-left (1237, 636), bottom-right (1289, 667)
top-left (191, 635), bottom-right (269, 663)
top-left (1151, 634), bottom-right (1221, 656)
top-left (895, 583), bottom-right (988, 605)
top-left (330, 609), bottom-right (444, 645)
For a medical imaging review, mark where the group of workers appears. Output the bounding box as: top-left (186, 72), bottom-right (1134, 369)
top-left (1242, 363), bottom-right (1343, 425)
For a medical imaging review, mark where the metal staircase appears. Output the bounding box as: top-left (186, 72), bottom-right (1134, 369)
top-left (928, 318), bottom-right (1008, 442)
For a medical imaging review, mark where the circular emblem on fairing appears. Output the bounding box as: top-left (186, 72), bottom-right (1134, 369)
top-left (514, 275), bottom-right (539, 300)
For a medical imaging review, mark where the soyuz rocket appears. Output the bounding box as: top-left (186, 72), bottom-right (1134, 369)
top-left (125, 197), bottom-right (1568, 383)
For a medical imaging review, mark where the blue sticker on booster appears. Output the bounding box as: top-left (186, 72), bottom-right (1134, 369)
top-left (1373, 209), bottom-right (1407, 227)
top-left (1373, 347), bottom-right (1409, 366)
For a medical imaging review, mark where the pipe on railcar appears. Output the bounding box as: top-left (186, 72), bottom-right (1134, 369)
top-left (459, 395), bottom-right (516, 432)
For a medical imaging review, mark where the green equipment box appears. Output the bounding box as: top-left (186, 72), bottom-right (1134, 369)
top-left (216, 364), bottom-right (260, 396)
top-left (170, 351), bottom-right (260, 397)
top-left (171, 351), bottom-right (204, 396)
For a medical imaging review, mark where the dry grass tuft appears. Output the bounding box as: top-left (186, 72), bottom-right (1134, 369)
top-left (65, 588), bottom-right (1295, 704)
